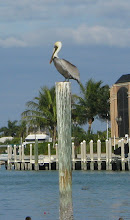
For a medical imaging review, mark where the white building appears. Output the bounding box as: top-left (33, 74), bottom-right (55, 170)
top-left (0, 136), bottom-right (14, 143)
top-left (24, 133), bottom-right (51, 144)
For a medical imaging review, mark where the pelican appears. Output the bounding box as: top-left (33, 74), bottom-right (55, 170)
top-left (50, 41), bottom-right (80, 83)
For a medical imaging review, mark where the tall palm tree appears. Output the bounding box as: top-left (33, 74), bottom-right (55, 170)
top-left (22, 86), bottom-right (57, 146)
top-left (0, 120), bottom-right (19, 137)
top-left (73, 79), bottom-right (110, 132)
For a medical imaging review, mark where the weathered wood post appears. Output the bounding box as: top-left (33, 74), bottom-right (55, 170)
top-left (97, 139), bottom-right (101, 170)
top-left (14, 145), bottom-right (17, 170)
top-left (83, 140), bottom-right (87, 170)
top-left (34, 139), bottom-right (39, 171)
top-left (128, 139), bottom-right (130, 171)
top-left (81, 142), bottom-right (84, 170)
top-left (106, 139), bottom-right (109, 170)
top-left (28, 144), bottom-right (32, 170)
top-left (7, 145), bottom-right (11, 170)
top-left (22, 144), bottom-right (24, 162)
top-left (72, 142), bottom-right (75, 170)
top-left (90, 140), bottom-right (94, 170)
top-left (121, 138), bottom-right (125, 171)
top-left (16, 145), bottom-right (21, 170)
top-left (55, 143), bottom-right (59, 170)
top-left (21, 144), bottom-right (25, 170)
top-left (48, 143), bottom-right (51, 170)
top-left (108, 138), bottom-right (112, 170)
top-left (14, 145), bottom-right (17, 162)
top-left (19, 145), bottom-right (22, 162)
top-left (56, 82), bottom-right (73, 220)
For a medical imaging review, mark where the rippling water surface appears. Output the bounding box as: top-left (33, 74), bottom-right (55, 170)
top-left (0, 166), bottom-right (130, 220)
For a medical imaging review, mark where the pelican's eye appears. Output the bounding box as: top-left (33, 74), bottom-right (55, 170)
top-left (54, 45), bottom-right (58, 50)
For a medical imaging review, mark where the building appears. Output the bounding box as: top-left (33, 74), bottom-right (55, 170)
top-left (110, 74), bottom-right (130, 140)
top-left (0, 136), bottom-right (14, 143)
top-left (24, 133), bottom-right (51, 144)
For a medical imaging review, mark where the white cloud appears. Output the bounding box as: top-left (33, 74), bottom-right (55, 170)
top-left (70, 25), bottom-right (130, 47)
top-left (0, 0), bottom-right (58, 22)
top-left (0, 37), bottom-right (26, 48)
top-left (1, 25), bottom-right (130, 48)
top-left (1, 0), bottom-right (130, 25)
top-left (0, 0), bottom-right (130, 48)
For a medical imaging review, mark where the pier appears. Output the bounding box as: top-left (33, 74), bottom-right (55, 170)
top-left (0, 138), bottom-right (130, 171)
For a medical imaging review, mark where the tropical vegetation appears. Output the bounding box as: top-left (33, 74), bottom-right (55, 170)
top-left (21, 86), bottom-right (57, 147)
top-left (72, 79), bottom-right (110, 132)
top-left (0, 120), bottom-right (26, 139)
top-left (0, 79), bottom-right (110, 147)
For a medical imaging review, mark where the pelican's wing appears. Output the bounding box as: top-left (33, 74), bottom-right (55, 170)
top-left (61, 59), bottom-right (80, 82)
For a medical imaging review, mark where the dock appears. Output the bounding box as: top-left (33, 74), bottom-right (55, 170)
top-left (0, 138), bottom-right (130, 171)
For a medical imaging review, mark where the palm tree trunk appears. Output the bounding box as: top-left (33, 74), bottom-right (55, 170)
top-left (88, 123), bottom-right (92, 133)
top-left (53, 125), bottom-right (57, 148)
top-left (88, 118), bottom-right (93, 133)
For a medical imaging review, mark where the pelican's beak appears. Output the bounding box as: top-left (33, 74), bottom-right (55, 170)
top-left (49, 46), bottom-right (57, 64)
top-left (49, 52), bottom-right (54, 64)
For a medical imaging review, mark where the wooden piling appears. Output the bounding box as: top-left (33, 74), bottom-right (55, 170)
top-left (90, 140), bottom-right (94, 170)
top-left (14, 145), bottom-right (17, 162)
top-left (97, 139), bottom-right (101, 170)
top-left (72, 142), bottom-right (75, 170)
top-left (106, 139), bottom-right (109, 170)
top-left (121, 139), bottom-right (125, 171)
top-left (55, 143), bottom-right (59, 170)
top-left (19, 145), bottom-right (22, 162)
top-left (7, 145), bottom-right (11, 170)
top-left (83, 140), bottom-right (87, 170)
top-left (48, 143), bottom-right (51, 170)
top-left (21, 144), bottom-right (25, 170)
top-left (22, 144), bottom-right (24, 162)
top-left (81, 142), bottom-right (84, 170)
top-left (30, 144), bottom-right (32, 161)
top-left (14, 145), bottom-right (17, 170)
top-left (108, 139), bottom-right (112, 170)
top-left (21, 162), bottom-right (25, 170)
top-left (25, 163), bottom-right (28, 170)
top-left (28, 144), bottom-right (32, 170)
top-left (56, 82), bottom-right (73, 220)
top-left (128, 139), bottom-right (130, 171)
top-left (7, 145), bottom-right (10, 164)
top-left (34, 139), bottom-right (39, 171)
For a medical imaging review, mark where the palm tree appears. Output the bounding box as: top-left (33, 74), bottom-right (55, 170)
top-left (73, 79), bottom-right (110, 132)
top-left (17, 120), bottom-right (27, 139)
top-left (22, 86), bottom-right (57, 146)
top-left (0, 120), bottom-right (19, 137)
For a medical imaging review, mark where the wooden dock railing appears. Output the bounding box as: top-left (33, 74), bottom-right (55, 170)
top-left (3, 138), bottom-right (130, 171)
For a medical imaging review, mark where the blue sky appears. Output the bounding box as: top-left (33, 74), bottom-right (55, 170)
top-left (0, 0), bottom-right (130, 132)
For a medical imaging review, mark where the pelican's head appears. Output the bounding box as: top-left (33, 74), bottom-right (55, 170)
top-left (50, 41), bottom-right (62, 64)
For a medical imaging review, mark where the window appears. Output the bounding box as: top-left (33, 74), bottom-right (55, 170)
top-left (117, 87), bottom-right (129, 137)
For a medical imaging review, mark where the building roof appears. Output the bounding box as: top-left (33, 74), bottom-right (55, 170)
top-left (115, 74), bottom-right (130, 84)
top-left (25, 133), bottom-right (50, 141)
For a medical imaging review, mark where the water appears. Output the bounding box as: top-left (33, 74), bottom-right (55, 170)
top-left (0, 166), bottom-right (130, 220)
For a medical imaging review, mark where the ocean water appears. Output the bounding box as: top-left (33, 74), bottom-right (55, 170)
top-left (0, 166), bottom-right (130, 220)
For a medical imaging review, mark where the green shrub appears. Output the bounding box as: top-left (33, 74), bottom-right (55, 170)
top-left (0, 147), bottom-right (7, 154)
top-left (24, 142), bottom-right (56, 155)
